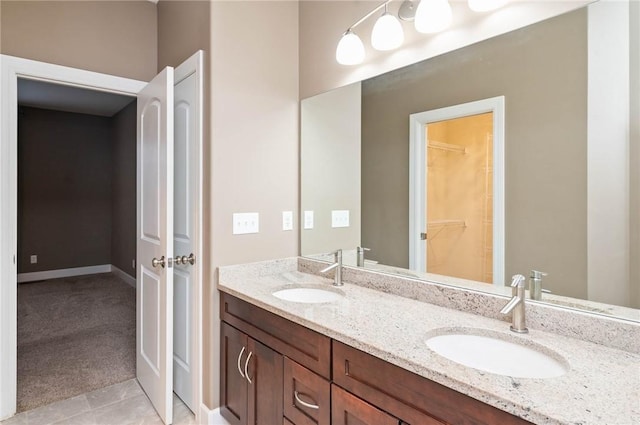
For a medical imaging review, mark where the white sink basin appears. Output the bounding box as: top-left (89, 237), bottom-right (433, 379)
top-left (426, 331), bottom-right (568, 379)
top-left (272, 287), bottom-right (343, 304)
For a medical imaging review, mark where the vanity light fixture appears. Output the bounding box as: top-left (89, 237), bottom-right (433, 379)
top-left (468, 0), bottom-right (507, 12)
top-left (371, 3), bottom-right (405, 51)
top-left (336, 29), bottom-right (366, 65)
top-left (336, 0), bottom-right (507, 65)
top-left (415, 0), bottom-right (453, 33)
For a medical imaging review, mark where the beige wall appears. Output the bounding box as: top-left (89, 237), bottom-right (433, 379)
top-left (298, 1), bottom-right (590, 99)
top-left (0, 1), bottom-right (157, 81)
top-left (360, 9), bottom-right (588, 298)
top-left (301, 82), bottom-right (361, 256)
top-left (631, 0), bottom-right (640, 308)
top-left (157, 0), bottom-right (210, 71)
top-left (209, 0), bottom-right (299, 407)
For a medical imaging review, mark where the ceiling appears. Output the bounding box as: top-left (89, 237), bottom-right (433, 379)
top-left (18, 78), bottom-right (136, 117)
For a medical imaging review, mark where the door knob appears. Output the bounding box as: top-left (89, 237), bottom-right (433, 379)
top-left (175, 253), bottom-right (195, 266)
top-left (151, 256), bottom-right (166, 268)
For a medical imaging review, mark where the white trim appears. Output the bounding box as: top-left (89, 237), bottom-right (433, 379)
top-left (174, 50), bottom-right (205, 425)
top-left (17, 264), bottom-right (112, 283)
top-left (0, 54), bottom-right (146, 420)
top-left (200, 405), bottom-right (232, 425)
top-left (111, 265), bottom-right (136, 288)
top-left (409, 96), bottom-right (506, 286)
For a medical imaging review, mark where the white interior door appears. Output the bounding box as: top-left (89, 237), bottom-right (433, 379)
top-left (172, 52), bottom-right (203, 412)
top-left (137, 66), bottom-right (175, 424)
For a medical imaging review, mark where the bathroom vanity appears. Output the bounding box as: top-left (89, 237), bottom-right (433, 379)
top-left (218, 258), bottom-right (639, 425)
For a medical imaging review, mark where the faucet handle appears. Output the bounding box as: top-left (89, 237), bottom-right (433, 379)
top-left (357, 246), bottom-right (370, 253)
top-left (510, 274), bottom-right (526, 287)
top-left (531, 270), bottom-right (548, 278)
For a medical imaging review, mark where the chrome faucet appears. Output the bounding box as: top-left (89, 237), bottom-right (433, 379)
top-left (529, 270), bottom-right (550, 300)
top-left (320, 249), bottom-right (343, 286)
top-left (500, 274), bottom-right (528, 333)
top-left (356, 246), bottom-right (370, 267)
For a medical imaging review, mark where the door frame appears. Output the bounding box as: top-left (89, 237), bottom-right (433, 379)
top-left (0, 55), bottom-right (203, 423)
top-left (408, 96), bottom-right (505, 286)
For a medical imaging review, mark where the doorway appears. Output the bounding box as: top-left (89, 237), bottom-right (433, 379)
top-left (409, 96), bottom-right (505, 286)
top-left (425, 113), bottom-right (494, 283)
top-left (0, 53), bottom-right (204, 425)
top-left (16, 85), bottom-right (138, 412)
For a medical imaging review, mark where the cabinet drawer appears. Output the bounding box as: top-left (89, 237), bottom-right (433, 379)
top-left (332, 384), bottom-right (399, 425)
top-left (221, 293), bottom-right (332, 378)
top-left (333, 341), bottom-right (531, 425)
top-left (284, 357), bottom-right (330, 425)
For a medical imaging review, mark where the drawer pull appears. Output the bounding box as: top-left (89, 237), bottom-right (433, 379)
top-left (244, 351), bottom-right (253, 384)
top-left (237, 346), bottom-right (246, 378)
top-left (294, 391), bottom-right (319, 410)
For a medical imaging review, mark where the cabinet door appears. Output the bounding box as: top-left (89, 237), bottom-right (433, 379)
top-left (221, 323), bottom-right (249, 425)
top-left (246, 337), bottom-right (284, 425)
top-left (283, 357), bottom-right (330, 425)
top-left (332, 385), bottom-right (399, 425)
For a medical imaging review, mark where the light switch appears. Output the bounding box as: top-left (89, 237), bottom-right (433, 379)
top-left (331, 210), bottom-right (350, 228)
top-left (282, 211), bottom-right (294, 231)
top-left (233, 212), bottom-right (260, 235)
top-left (30, 255), bottom-right (37, 264)
top-left (303, 211), bottom-right (314, 229)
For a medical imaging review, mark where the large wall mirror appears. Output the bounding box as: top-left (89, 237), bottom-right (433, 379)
top-left (301, 1), bottom-right (640, 322)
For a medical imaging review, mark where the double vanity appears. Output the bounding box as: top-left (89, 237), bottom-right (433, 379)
top-left (218, 257), bottom-right (639, 425)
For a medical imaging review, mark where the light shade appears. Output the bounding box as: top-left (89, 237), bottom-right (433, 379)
top-left (468, 0), bottom-right (507, 12)
top-left (336, 30), bottom-right (365, 65)
top-left (371, 12), bottom-right (405, 51)
top-left (415, 0), bottom-right (453, 34)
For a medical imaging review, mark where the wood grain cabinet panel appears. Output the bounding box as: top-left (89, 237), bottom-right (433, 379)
top-left (283, 357), bottom-right (331, 425)
top-left (220, 323), bottom-right (248, 425)
top-left (220, 322), bottom-right (284, 425)
top-left (333, 341), bottom-right (531, 425)
top-left (331, 384), bottom-right (400, 425)
top-left (221, 293), bottom-right (331, 378)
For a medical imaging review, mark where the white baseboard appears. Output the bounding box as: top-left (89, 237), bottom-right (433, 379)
top-left (111, 265), bottom-right (136, 288)
top-left (17, 264), bottom-right (112, 283)
top-left (200, 405), bottom-right (231, 425)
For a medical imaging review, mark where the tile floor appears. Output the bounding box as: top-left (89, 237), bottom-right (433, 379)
top-left (0, 379), bottom-right (196, 425)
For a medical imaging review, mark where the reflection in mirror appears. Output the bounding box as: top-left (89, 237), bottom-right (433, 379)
top-left (301, 2), bottom-right (640, 322)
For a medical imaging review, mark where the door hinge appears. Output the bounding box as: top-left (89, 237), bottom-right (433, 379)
top-left (420, 232), bottom-right (427, 240)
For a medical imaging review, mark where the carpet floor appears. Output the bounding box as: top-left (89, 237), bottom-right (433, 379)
top-left (17, 273), bottom-right (136, 413)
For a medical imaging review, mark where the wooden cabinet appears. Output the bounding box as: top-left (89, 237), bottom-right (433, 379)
top-left (220, 293), bottom-right (532, 425)
top-left (331, 384), bottom-right (399, 425)
top-left (283, 357), bottom-right (330, 425)
top-left (333, 341), bottom-right (532, 425)
top-left (220, 322), bottom-right (283, 425)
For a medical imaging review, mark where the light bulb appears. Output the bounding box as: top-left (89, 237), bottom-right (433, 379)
top-left (468, 0), bottom-right (507, 12)
top-left (371, 12), bottom-right (405, 51)
top-left (415, 0), bottom-right (452, 34)
top-left (336, 30), bottom-right (365, 65)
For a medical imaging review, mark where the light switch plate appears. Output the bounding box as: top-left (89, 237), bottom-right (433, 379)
top-left (282, 211), bottom-right (293, 231)
top-left (233, 212), bottom-right (260, 234)
top-left (331, 210), bottom-right (350, 228)
top-left (303, 211), bottom-right (314, 229)
top-left (30, 255), bottom-right (37, 264)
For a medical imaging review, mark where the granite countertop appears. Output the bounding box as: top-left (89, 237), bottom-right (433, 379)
top-left (217, 258), bottom-right (640, 425)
